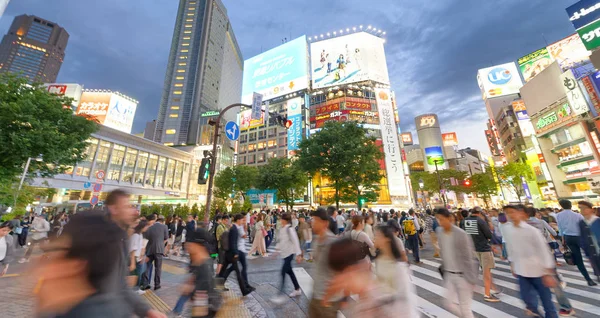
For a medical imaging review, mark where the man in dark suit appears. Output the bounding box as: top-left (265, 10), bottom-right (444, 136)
top-left (327, 206), bottom-right (339, 235)
top-left (141, 214), bottom-right (169, 291)
top-left (218, 214), bottom-right (254, 296)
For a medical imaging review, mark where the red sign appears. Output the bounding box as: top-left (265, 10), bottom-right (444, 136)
top-left (375, 140), bottom-right (386, 170)
top-left (511, 100), bottom-right (527, 112)
top-left (314, 103), bottom-right (340, 115)
top-left (582, 76), bottom-right (600, 113)
top-left (401, 133), bottom-right (413, 145)
top-left (537, 153), bottom-right (545, 163)
top-left (344, 101), bottom-right (371, 110)
top-left (442, 132), bottom-right (458, 147)
top-left (47, 84), bottom-right (67, 95)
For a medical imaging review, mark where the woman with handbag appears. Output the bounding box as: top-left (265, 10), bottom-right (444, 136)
top-left (248, 214), bottom-right (268, 258)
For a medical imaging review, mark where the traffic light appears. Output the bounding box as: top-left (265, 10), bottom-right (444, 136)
top-left (198, 158), bottom-right (212, 184)
top-left (464, 179), bottom-right (471, 187)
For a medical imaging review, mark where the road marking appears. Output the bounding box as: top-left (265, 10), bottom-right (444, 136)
top-left (0, 273), bottom-right (20, 278)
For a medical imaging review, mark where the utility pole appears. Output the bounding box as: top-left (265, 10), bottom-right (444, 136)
top-left (204, 103), bottom-right (250, 224)
top-left (433, 160), bottom-right (447, 207)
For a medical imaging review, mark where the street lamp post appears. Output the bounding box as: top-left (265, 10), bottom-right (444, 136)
top-left (433, 159), bottom-right (447, 207)
top-left (15, 157), bottom-right (42, 207)
top-left (204, 103), bottom-right (250, 224)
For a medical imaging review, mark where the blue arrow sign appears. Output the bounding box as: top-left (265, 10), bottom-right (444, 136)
top-left (83, 182), bottom-right (91, 189)
top-left (225, 121), bottom-right (240, 141)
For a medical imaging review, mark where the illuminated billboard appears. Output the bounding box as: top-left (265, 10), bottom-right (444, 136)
top-left (547, 33), bottom-right (591, 71)
top-left (517, 48), bottom-right (554, 82)
top-left (241, 36), bottom-right (309, 104)
top-left (442, 132), bottom-right (458, 147)
top-left (425, 146), bottom-right (445, 167)
top-left (477, 62), bottom-right (523, 99)
top-left (567, 0), bottom-right (600, 29)
top-left (76, 91), bottom-right (138, 133)
top-left (401, 132), bottom-right (413, 145)
top-left (286, 97), bottom-right (303, 156)
top-left (310, 32), bottom-right (389, 89)
top-left (44, 83), bottom-right (84, 110)
top-left (239, 109), bottom-right (265, 130)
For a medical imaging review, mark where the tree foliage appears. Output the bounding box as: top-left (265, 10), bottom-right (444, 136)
top-left (0, 74), bottom-right (98, 182)
top-left (296, 121), bottom-right (382, 209)
top-left (470, 172), bottom-right (498, 207)
top-left (214, 165), bottom-right (258, 200)
top-left (409, 169), bottom-right (469, 195)
top-left (256, 158), bottom-right (308, 210)
top-left (496, 161), bottom-right (534, 203)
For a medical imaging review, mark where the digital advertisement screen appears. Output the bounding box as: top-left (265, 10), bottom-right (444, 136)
top-left (241, 36), bottom-right (308, 104)
top-left (477, 62), bottom-right (523, 99)
top-left (425, 146), bottom-right (445, 166)
top-left (546, 33), bottom-right (591, 71)
top-left (310, 32), bottom-right (390, 89)
top-left (517, 48), bottom-right (554, 83)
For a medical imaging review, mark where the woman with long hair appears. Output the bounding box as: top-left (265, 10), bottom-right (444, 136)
top-left (373, 225), bottom-right (418, 317)
top-left (248, 214), bottom-right (268, 257)
top-left (348, 215), bottom-right (375, 261)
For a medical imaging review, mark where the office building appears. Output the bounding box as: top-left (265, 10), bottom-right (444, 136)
top-left (154, 0), bottom-right (243, 146)
top-left (0, 14), bottom-right (68, 83)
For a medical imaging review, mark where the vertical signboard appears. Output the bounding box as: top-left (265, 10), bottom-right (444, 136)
top-left (560, 69), bottom-right (590, 116)
top-left (251, 92), bottom-right (263, 120)
top-left (441, 132), bottom-right (458, 147)
top-left (375, 88), bottom-right (408, 197)
top-left (286, 97), bottom-right (303, 157)
top-left (583, 74), bottom-right (600, 113)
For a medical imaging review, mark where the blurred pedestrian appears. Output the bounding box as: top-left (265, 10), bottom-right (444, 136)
top-left (219, 214), bottom-right (254, 296)
top-left (272, 213), bottom-right (303, 305)
top-left (19, 213), bottom-right (50, 263)
top-left (402, 210), bottom-right (421, 264)
top-left (425, 209), bottom-right (440, 257)
top-left (129, 219), bottom-right (149, 293)
top-left (141, 214), bottom-right (169, 291)
top-left (297, 214), bottom-right (313, 261)
top-left (436, 208), bottom-right (478, 318)
top-left (248, 214), bottom-right (267, 258)
top-left (308, 208), bottom-right (338, 318)
top-left (578, 201), bottom-right (600, 283)
top-left (0, 221), bottom-right (15, 277)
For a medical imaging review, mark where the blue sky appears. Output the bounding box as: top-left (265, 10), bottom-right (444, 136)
top-left (1, 0), bottom-right (579, 154)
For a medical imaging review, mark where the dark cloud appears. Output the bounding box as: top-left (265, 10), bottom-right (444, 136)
top-left (5, 0), bottom-right (578, 154)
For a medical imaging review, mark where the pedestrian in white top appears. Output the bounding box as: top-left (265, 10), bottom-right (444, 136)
top-left (272, 213), bottom-right (302, 305)
top-left (503, 205), bottom-right (558, 318)
top-left (0, 221), bottom-right (16, 277)
top-left (20, 214), bottom-right (50, 263)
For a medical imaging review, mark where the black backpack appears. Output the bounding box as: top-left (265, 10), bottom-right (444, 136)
top-left (206, 224), bottom-right (218, 255)
top-left (220, 230), bottom-right (230, 252)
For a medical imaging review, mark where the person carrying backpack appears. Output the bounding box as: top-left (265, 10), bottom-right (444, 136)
top-left (402, 210), bottom-right (421, 264)
top-left (425, 209), bottom-right (440, 258)
top-left (214, 215), bottom-right (229, 275)
top-left (346, 215), bottom-right (375, 262)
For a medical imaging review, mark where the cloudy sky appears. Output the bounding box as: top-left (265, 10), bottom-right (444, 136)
top-left (2, 0), bottom-right (579, 154)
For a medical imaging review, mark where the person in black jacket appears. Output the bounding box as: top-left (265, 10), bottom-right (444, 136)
top-left (218, 214), bottom-right (255, 296)
top-left (327, 206), bottom-right (339, 235)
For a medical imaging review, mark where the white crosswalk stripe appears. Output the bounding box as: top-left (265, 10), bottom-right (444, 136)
top-left (285, 255), bottom-right (600, 318)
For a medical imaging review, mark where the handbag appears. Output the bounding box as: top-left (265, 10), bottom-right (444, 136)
top-left (14, 227), bottom-right (22, 235)
top-left (261, 228), bottom-right (268, 237)
top-left (563, 244), bottom-right (575, 265)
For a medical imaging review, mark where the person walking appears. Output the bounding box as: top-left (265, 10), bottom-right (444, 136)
top-left (578, 201), bottom-right (600, 283)
top-left (19, 213), bottom-right (50, 263)
top-left (435, 208), bottom-right (478, 318)
top-left (327, 206), bottom-right (340, 235)
top-left (297, 214), bottom-right (313, 261)
top-left (373, 225), bottom-right (418, 317)
top-left (248, 214), bottom-right (267, 258)
top-left (308, 208), bottom-right (338, 318)
top-left (265, 211), bottom-right (274, 248)
top-left (503, 205), bottom-right (558, 318)
top-left (219, 214), bottom-right (255, 296)
top-left (0, 221), bottom-right (15, 277)
top-left (425, 209), bottom-right (440, 257)
top-left (272, 213), bottom-right (303, 305)
top-left (141, 214), bottom-right (169, 291)
top-left (214, 215), bottom-right (228, 274)
top-left (557, 199), bottom-right (597, 286)
top-left (462, 207), bottom-right (499, 302)
top-left (129, 220), bottom-right (149, 293)
top-left (347, 215), bottom-right (375, 261)
top-left (17, 214), bottom-right (31, 248)
top-left (402, 210), bottom-right (421, 264)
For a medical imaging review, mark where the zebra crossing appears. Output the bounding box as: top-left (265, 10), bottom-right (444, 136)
top-left (292, 255), bottom-right (600, 318)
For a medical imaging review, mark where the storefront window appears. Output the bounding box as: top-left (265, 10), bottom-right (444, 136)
top-left (156, 157), bottom-right (167, 187)
top-left (107, 145), bottom-right (126, 181)
top-left (146, 154), bottom-right (158, 186)
top-left (556, 141), bottom-right (593, 163)
top-left (549, 124), bottom-right (585, 146)
top-left (165, 159), bottom-right (176, 188)
top-left (134, 152), bottom-right (149, 184)
top-left (76, 138), bottom-right (98, 177)
top-left (562, 159), bottom-right (599, 178)
top-left (174, 161), bottom-right (184, 189)
top-left (93, 141), bottom-right (112, 179)
top-left (121, 148), bottom-right (138, 183)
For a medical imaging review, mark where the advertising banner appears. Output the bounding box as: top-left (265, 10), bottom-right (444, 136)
top-left (76, 92), bottom-right (112, 125)
top-left (375, 88), bottom-right (408, 197)
top-left (311, 32), bottom-right (390, 89)
top-left (425, 146), bottom-right (445, 167)
top-left (241, 36), bottom-right (308, 104)
top-left (344, 100), bottom-right (372, 110)
top-left (485, 129), bottom-right (501, 157)
top-left (577, 18), bottom-right (600, 50)
top-left (582, 74), bottom-right (600, 112)
top-left (560, 69), bottom-right (590, 116)
top-left (477, 62), bottom-right (523, 99)
top-left (286, 97), bottom-right (303, 156)
top-left (512, 100), bottom-right (527, 112)
top-left (104, 94), bottom-right (137, 133)
top-left (441, 132), bottom-right (458, 147)
top-left (240, 109), bottom-right (265, 130)
top-left (533, 103), bottom-right (576, 135)
top-left (567, 0), bottom-right (600, 29)
top-left (401, 132), bottom-right (413, 145)
top-left (547, 34), bottom-right (591, 71)
top-left (313, 102), bottom-right (340, 115)
top-left (517, 48), bottom-right (554, 82)
top-left (45, 83), bottom-right (84, 110)
top-left (515, 110), bottom-right (535, 137)
top-left (415, 114), bottom-right (439, 130)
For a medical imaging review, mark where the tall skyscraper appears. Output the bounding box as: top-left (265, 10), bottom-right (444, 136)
top-left (0, 14), bottom-right (68, 83)
top-left (154, 0), bottom-right (243, 146)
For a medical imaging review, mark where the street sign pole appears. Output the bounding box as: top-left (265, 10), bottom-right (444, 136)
top-left (204, 103), bottom-right (251, 224)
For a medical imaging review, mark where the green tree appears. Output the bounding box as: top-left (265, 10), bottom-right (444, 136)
top-left (296, 121), bottom-right (382, 209)
top-left (469, 172), bottom-right (498, 208)
top-left (0, 180), bottom-right (55, 209)
top-left (256, 158), bottom-right (308, 210)
top-left (496, 161), bottom-right (534, 203)
top-left (409, 169), bottom-right (468, 201)
top-left (0, 74), bottom-right (98, 182)
top-left (214, 165), bottom-right (258, 200)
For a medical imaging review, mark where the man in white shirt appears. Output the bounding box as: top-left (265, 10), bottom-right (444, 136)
top-left (272, 212), bottom-right (302, 305)
top-left (503, 205), bottom-right (558, 318)
top-left (20, 214), bottom-right (50, 263)
top-left (336, 212), bottom-right (345, 234)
